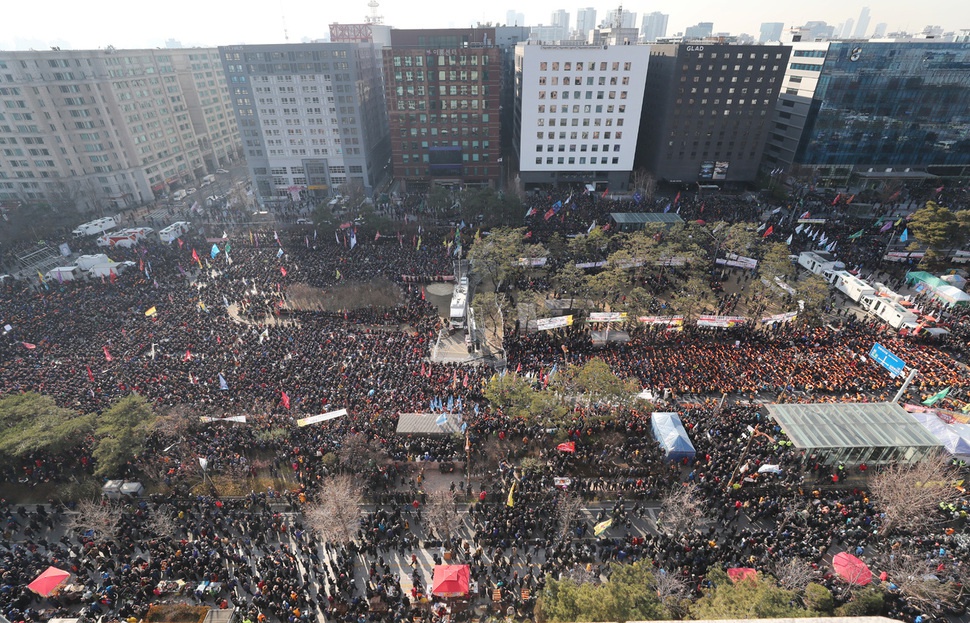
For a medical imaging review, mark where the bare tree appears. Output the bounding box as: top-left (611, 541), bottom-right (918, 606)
top-left (771, 557), bottom-right (819, 593)
top-left (338, 432), bottom-right (385, 474)
top-left (878, 547), bottom-right (965, 612)
top-left (303, 474), bottom-right (363, 544)
top-left (650, 568), bottom-right (689, 617)
top-left (630, 169), bottom-right (657, 202)
top-left (561, 563), bottom-right (601, 585)
top-left (425, 490), bottom-right (462, 543)
top-left (656, 482), bottom-right (707, 537)
top-left (868, 453), bottom-right (962, 535)
top-left (66, 498), bottom-right (123, 541)
top-left (554, 491), bottom-right (584, 540)
top-left (145, 504), bottom-right (182, 541)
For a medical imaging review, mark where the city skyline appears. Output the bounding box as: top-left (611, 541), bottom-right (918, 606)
top-left (2, 0), bottom-right (966, 50)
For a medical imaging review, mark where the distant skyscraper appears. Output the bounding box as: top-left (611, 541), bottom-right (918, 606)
top-left (551, 9), bottom-right (570, 32)
top-left (506, 10), bottom-right (525, 26)
top-left (840, 19), bottom-right (854, 39)
top-left (853, 7), bottom-right (871, 38)
top-left (602, 8), bottom-right (636, 30)
top-left (576, 7), bottom-right (597, 38)
top-left (872, 23), bottom-right (888, 38)
top-left (684, 22), bottom-right (714, 39)
top-left (759, 22), bottom-right (784, 43)
top-left (640, 12), bottom-right (668, 42)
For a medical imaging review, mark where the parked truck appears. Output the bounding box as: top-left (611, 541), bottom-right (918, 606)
top-left (45, 266), bottom-right (82, 282)
top-left (829, 271), bottom-right (876, 303)
top-left (860, 294), bottom-right (919, 331)
top-left (159, 221), bottom-right (191, 244)
top-left (75, 254), bottom-right (112, 271)
top-left (450, 277), bottom-right (469, 330)
top-left (72, 217), bottom-right (117, 238)
top-left (798, 251), bottom-right (845, 276)
top-left (96, 232), bottom-right (138, 248)
top-left (88, 261), bottom-right (135, 279)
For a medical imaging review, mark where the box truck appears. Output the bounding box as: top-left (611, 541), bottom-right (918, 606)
top-left (46, 266), bottom-right (82, 282)
top-left (75, 254), bottom-right (112, 271)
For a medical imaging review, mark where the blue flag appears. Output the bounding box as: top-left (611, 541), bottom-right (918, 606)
top-left (663, 203), bottom-right (671, 213)
top-left (276, 248), bottom-right (284, 258)
top-left (210, 244), bottom-right (220, 258)
top-left (900, 228), bottom-right (909, 242)
top-left (435, 413), bottom-right (448, 427)
top-left (218, 373), bottom-right (229, 391)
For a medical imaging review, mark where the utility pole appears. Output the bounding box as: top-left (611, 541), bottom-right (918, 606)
top-left (892, 368), bottom-right (919, 403)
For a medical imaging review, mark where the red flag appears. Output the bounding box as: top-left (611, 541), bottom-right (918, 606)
top-left (831, 193), bottom-right (842, 206)
top-left (22, 342), bottom-right (36, 350)
top-left (515, 363), bottom-right (522, 373)
top-left (762, 225), bottom-right (774, 238)
top-left (375, 231), bottom-right (382, 241)
top-left (281, 390), bottom-right (291, 409)
top-left (280, 266), bottom-right (287, 277)
top-left (421, 362), bottom-right (426, 377)
top-left (139, 259), bottom-right (144, 272)
top-left (192, 248), bottom-right (201, 266)
top-left (420, 287), bottom-right (426, 301)
top-left (86, 366), bottom-right (95, 383)
top-left (674, 191), bottom-right (681, 205)
top-left (847, 194), bottom-right (855, 204)
top-left (177, 238), bottom-right (184, 249)
top-left (103, 346), bottom-right (113, 362)
top-left (543, 209), bottom-right (555, 220)
top-left (463, 374), bottom-right (469, 387)
top-left (183, 349), bottom-right (192, 362)
top-left (800, 210), bottom-right (811, 219)
top-left (109, 270), bottom-right (117, 284)
top-left (602, 187), bottom-right (609, 198)
top-left (524, 231), bottom-right (532, 239)
top-left (557, 441), bottom-right (576, 453)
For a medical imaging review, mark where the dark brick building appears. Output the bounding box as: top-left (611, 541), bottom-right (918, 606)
top-left (383, 29), bottom-right (502, 190)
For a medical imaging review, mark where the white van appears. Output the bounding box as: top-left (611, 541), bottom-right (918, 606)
top-left (172, 189), bottom-right (188, 201)
top-left (46, 266), bottom-right (82, 282)
top-left (201, 174), bottom-right (216, 186)
top-left (75, 254), bottom-right (112, 271)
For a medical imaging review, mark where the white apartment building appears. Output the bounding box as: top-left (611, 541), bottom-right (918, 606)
top-left (0, 48), bottom-right (240, 210)
top-left (513, 42), bottom-right (651, 191)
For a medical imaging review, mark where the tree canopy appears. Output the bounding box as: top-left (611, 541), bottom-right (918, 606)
top-left (0, 392), bottom-right (93, 460)
top-left (908, 200), bottom-right (970, 261)
top-left (536, 562), bottom-right (666, 623)
top-left (92, 394), bottom-right (157, 477)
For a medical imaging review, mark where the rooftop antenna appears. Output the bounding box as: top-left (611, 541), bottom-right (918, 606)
top-left (282, 12), bottom-right (289, 41)
top-left (365, 0), bottom-right (384, 25)
top-left (613, 4), bottom-right (623, 30)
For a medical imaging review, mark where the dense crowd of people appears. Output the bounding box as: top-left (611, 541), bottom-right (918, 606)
top-left (0, 181), bottom-right (967, 623)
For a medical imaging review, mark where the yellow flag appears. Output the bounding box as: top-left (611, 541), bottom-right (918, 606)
top-left (37, 270), bottom-right (45, 283)
top-left (145, 306), bottom-right (157, 317)
top-left (593, 518), bottom-right (613, 536)
top-left (417, 236), bottom-right (422, 251)
top-left (506, 481), bottom-right (516, 508)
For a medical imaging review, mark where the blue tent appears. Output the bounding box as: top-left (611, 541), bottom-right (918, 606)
top-left (651, 412), bottom-right (696, 462)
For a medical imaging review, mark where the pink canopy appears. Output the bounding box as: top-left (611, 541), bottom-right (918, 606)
top-left (27, 566), bottom-right (71, 596)
top-left (833, 552), bottom-right (872, 585)
top-left (726, 567), bottom-right (757, 583)
top-left (432, 564), bottom-right (470, 597)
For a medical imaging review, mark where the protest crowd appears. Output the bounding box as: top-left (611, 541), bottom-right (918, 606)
top-left (0, 182), bottom-right (967, 623)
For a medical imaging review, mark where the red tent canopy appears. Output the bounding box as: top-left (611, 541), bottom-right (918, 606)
top-left (27, 566), bottom-right (71, 596)
top-left (833, 552), bottom-right (872, 585)
top-left (432, 564), bottom-right (470, 597)
top-left (726, 567), bottom-right (757, 583)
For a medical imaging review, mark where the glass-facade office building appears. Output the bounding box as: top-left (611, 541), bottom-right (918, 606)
top-left (794, 42), bottom-right (970, 182)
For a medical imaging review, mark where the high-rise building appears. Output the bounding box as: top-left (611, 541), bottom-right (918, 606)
top-left (576, 8), bottom-right (597, 39)
top-left (506, 10), bottom-right (525, 27)
top-left (763, 41), bottom-right (970, 186)
top-left (602, 8), bottom-right (637, 30)
top-left (840, 19), bottom-right (855, 39)
top-left (637, 44), bottom-right (791, 185)
top-left (513, 42), bottom-right (651, 191)
top-left (759, 22), bottom-right (785, 43)
top-left (551, 10), bottom-right (570, 32)
top-left (684, 22), bottom-right (714, 40)
top-left (640, 12), bottom-right (669, 42)
top-left (853, 7), bottom-right (871, 38)
top-left (383, 29), bottom-right (502, 190)
top-left (219, 42), bottom-right (390, 205)
top-left (872, 23), bottom-right (888, 38)
top-left (0, 47), bottom-right (241, 210)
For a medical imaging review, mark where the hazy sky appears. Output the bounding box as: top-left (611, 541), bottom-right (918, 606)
top-left (1, 0), bottom-right (966, 50)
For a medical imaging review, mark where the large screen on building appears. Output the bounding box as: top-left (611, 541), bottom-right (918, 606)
top-left (713, 161), bottom-right (729, 180)
top-left (429, 147), bottom-right (463, 173)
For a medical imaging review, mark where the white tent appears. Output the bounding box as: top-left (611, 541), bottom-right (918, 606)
top-left (933, 285), bottom-right (970, 308)
top-left (940, 273), bottom-right (967, 290)
top-left (908, 410), bottom-right (970, 460)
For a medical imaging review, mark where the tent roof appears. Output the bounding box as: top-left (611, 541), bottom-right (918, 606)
top-left (907, 271), bottom-right (948, 289)
top-left (908, 410), bottom-right (970, 459)
top-left (765, 402), bottom-right (941, 450)
top-left (396, 413), bottom-right (460, 435)
top-left (432, 564), bottom-right (470, 597)
top-left (651, 411), bottom-right (696, 459)
top-left (610, 212), bottom-right (685, 225)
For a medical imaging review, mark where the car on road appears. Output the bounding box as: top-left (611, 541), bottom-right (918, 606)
top-left (296, 218), bottom-right (313, 225)
top-left (216, 169), bottom-right (229, 174)
top-left (186, 187), bottom-right (197, 195)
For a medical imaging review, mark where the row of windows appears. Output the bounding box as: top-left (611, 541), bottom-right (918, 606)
top-left (396, 85), bottom-right (483, 96)
top-left (401, 152), bottom-right (490, 163)
top-left (793, 49), bottom-right (827, 58)
top-left (391, 71), bottom-right (485, 82)
top-left (392, 55), bottom-right (488, 67)
top-left (397, 166), bottom-right (493, 177)
top-left (535, 156), bottom-right (620, 165)
top-left (395, 99), bottom-right (487, 110)
top-left (537, 118), bottom-right (625, 128)
top-left (538, 104), bottom-right (626, 114)
top-left (537, 90), bottom-right (628, 101)
top-left (538, 61), bottom-right (632, 72)
top-left (537, 143), bottom-right (621, 153)
top-left (684, 64), bottom-right (780, 72)
top-left (790, 63), bottom-right (822, 72)
top-left (539, 75), bottom-right (630, 86)
top-left (695, 52), bottom-right (785, 60)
